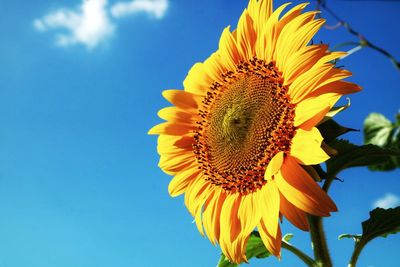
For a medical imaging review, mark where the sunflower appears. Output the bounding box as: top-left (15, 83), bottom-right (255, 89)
top-left (149, 0), bottom-right (360, 263)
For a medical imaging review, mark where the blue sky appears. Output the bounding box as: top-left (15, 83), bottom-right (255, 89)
top-left (0, 0), bottom-right (399, 266)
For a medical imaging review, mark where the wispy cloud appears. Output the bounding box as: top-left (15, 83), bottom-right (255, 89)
top-left (34, 0), bottom-right (115, 49)
top-left (34, 0), bottom-right (169, 49)
top-left (110, 0), bottom-right (168, 19)
top-left (372, 193), bottom-right (400, 209)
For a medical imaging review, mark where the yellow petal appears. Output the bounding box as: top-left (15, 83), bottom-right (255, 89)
top-left (220, 193), bottom-right (242, 243)
top-left (289, 65), bottom-right (352, 103)
top-left (298, 106), bottom-right (331, 131)
top-left (276, 156), bottom-right (337, 215)
top-left (184, 177), bottom-right (211, 216)
top-left (290, 127), bottom-right (330, 165)
top-left (288, 64), bottom-right (332, 102)
top-left (260, 181), bottom-right (280, 238)
top-left (203, 52), bottom-right (227, 84)
top-left (251, 0), bottom-right (275, 58)
top-left (158, 106), bottom-right (197, 123)
top-left (202, 191), bottom-right (218, 243)
top-left (162, 90), bottom-right (202, 109)
top-left (264, 151), bottom-right (284, 180)
top-left (294, 93), bottom-right (341, 130)
top-left (275, 13), bottom-right (322, 70)
top-left (148, 122), bottom-right (195, 136)
top-left (284, 156), bottom-right (337, 211)
top-left (168, 164), bottom-right (201, 197)
top-left (157, 135), bottom-right (193, 155)
top-left (260, 2), bottom-right (291, 61)
top-left (219, 194), bottom-right (248, 263)
top-left (275, 170), bottom-right (328, 216)
top-left (247, 0), bottom-right (273, 35)
top-left (280, 192), bottom-right (309, 231)
top-left (236, 10), bottom-right (256, 60)
top-left (283, 44), bottom-right (328, 85)
top-left (220, 235), bottom-right (249, 264)
top-left (183, 63), bottom-right (210, 96)
top-left (309, 80), bottom-right (362, 97)
top-left (159, 152), bottom-right (195, 173)
top-left (258, 219), bottom-right (282, 258)
top-left (218, 26), bottom-right (241, 70)
top-left (280, 2), bottom-right (309, 22)
top-left (194, 206), bottom-right (205, 236)
top-left (237, 191), bottom-right (262, 238)
top-left (203, 188), bottom-right (226, 244)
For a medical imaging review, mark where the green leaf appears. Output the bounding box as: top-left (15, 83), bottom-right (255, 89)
top-left (363, 112), bottom-right (400, 170)
top-left (361, 207), bottom-right (400, 241)
top-left (326, 139), bottom-right (400, 176)
top-left (217, 254), bottom-right (238, 267)
top-left (217, 232), bottom-right (271, 267)
top-left (364, 113), bottom-right (393, 146)
top-left (246, 232), bottom-right (271, 259)
top-left (318, 119), bottom-right (357, 142)
top-left (344, 207), bottom-right (400, 266)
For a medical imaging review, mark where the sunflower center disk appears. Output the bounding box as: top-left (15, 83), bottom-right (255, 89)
top-left (194, 60), bottom-right (296, 194)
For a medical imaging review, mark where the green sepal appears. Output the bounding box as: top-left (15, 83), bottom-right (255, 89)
top-left (318, 119), bottom-right (357, 142)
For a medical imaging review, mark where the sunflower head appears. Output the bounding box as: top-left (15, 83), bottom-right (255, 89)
top-left (150, 0), bottom-right (361, 263)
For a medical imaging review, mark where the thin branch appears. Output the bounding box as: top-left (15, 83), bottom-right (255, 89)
top-left (316, 0), bottom-right (400, 70)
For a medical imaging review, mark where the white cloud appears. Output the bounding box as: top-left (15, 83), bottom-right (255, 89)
top-left (34, 0), bottom-right (115, 49)
top-left (372, 193), bottom-right (400, 209)
top-left (110, 0), bottom-right (168, 19)
top-left (34, 0), bottom-right (169, 49)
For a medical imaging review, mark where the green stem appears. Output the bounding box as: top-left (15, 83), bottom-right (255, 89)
top-left (348, 241), bottom-right (366, 267)
top-left (308, 215), bottom-right (333, 267)
top-left (282, 241), bottom-right (316, 267)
